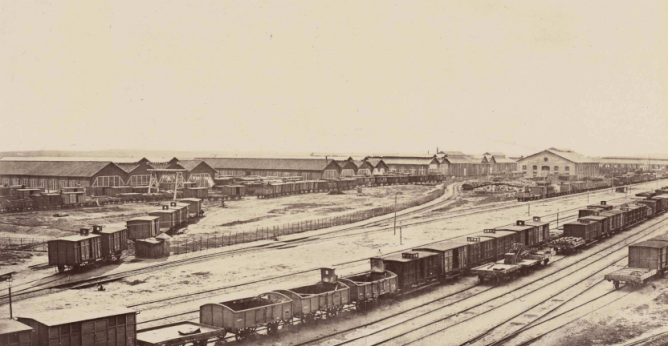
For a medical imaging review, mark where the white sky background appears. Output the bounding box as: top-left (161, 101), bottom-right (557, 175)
top-left (1, 0), bottom-right (666, 157)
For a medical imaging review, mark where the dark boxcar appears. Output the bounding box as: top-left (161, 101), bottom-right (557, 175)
top-left (184, 187), bottom-right (209, 199)
top-left (17, 308), bottom-right (136, 346)
top-left (523, 216), bottom-right (551, 246)
top-left (579, 215), bottom-right (610, 237)
top-left (599, 210), bottom-right (624, 234)
top-left (479, 229), bottom-right (522, 261)
top-left (92, 225), bottom-right (128, 261)
top-left (563, 221), bottom-right (599, 242)
top-left (579, 209), bottom-right (599, 218)
top-left (651, 195), bottom-right (668, 214)
top-left (587, 201), bottom-right (614, 211)
top-left (340, 258), bottom-right (398, 308)
top-left (413, 240), bottom-right (470, 280)
top-left (275, 268), bottom-right (349, 320)
top-left (177, 198), bottom-right (203, 217)
top-left (0, 320), bottom-right (33, 346)
top-left (628, 240), bottom-right (668, 271)
top-left (461, 234), bottom-right (497, 266)
top-left (148, 207), bottom-right (178, 232)
top-left (48, 228), bottom-right (102, 272)
top-left (636, 199), bottom-right (658, 217)
top-left (496, 220), bottom-right (540, 248)
top-left (382, 251), bottom-right (441, 292)
top-left (126, 216), bottom-right (160, 240)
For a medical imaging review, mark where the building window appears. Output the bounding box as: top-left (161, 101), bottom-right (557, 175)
top-left (544, 157), bottom-right (548, 162)
top-left (554, 166), bottom-right (559, 171)
top-left (128, 174), bottom-right (150, 186)
top-left (565, 166), bottom-right (570, 171)
top-left (532, 165), bottom-right (537, 170)
top-left (522, 165), bottom-right (527, 170)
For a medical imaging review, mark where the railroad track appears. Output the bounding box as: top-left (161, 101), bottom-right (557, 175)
top-left (284, 215), bottom-right (668, 346)
top-left (0, 180), bottom-right (651, 307)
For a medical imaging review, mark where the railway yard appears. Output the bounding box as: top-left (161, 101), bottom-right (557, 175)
top-left (1, 177), bottom-right (668, 346)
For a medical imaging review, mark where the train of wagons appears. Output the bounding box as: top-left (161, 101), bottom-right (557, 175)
top-left (8, 187), bottom-right (664, 346)
top-left (515, 172), bottom-right (662, 202)
top-left (47, 199), bottom-right (203, 272)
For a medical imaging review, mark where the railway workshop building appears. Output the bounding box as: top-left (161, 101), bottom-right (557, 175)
top-left (0, 160), bottom-right (128, 191)
top-left (353, 159), bottom-right (376, 176)
top-left (200, 157), bottom-right (342, 180)
top-left (599, 156), bottom-right (668, 173)
top-left (517, 148), bottom-right (600, 178)
top-left (368, 156), bottom-right (440, 175)
top-left (483, 152), bottom-right (518, 174)
top-left (366, 158), bottom-right (389, 175)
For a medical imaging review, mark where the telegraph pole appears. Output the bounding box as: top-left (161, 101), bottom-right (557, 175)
top-left (393, 193), bottom-right (398, 235)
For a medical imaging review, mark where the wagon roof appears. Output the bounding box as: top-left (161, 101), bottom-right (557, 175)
top-left (383, 251), bottom-right (438, 262)
top-left (54, 233), bottom-right (101, 242)
top-left (478, 230), bottom-right (518, 239)
top-left (17, 308), bottom-right (134, 326)
top-left (94, 225), bottom-right (126, 234)
top-left (630, 240), bottom-right (668, 249)
top-left (650, 234), bottom-right (668, 242)
top-left (413, 240), bottom-right (469, 252)
top-left (149, 209), bottom-right (177, 214)
top-left (0, 319), bottom-right (33, 334)
top-left (127, 216), bottom-right (160, 221)
top-left (579, 215), bottom-right (607, 221)
top-left (496, 225), bottom-right (534, 232)
top-left (178, 198), bottom-right (203, 202)
top-left (0, 160), bottom-right (123, 178)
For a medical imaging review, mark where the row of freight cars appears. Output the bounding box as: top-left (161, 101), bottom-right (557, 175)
top-left (0, 185), bottom-right (209, 213)
top-left (13, 191), bottom-right (668, 345)
top-left (516, 179), bottom-right (615, 201)
top-left (46, 199), bottom-right (203, 272)
top-left (253, 174), bottom-right (445, 199)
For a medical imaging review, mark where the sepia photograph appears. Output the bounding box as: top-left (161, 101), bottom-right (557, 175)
top-left (0, 1), bottom-right (667, 345)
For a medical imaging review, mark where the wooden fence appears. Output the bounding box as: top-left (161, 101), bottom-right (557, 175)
top-left (169, 185), bottom-right (447, 254)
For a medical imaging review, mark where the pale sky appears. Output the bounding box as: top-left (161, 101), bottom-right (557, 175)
top-left (1, 0), bottom-right (666, 157)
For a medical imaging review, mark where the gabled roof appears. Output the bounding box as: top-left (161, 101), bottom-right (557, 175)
top-left (0, 161), bottom-right (122, 178)
top-left (116, 162), bottom-right (140, 173)
top-left (520, 148), bottom-right (598, 164)
top-left (483, 152), bottom-right (506, 158)
top-left (442, 157), bottom-right (476, 164)
top-left (366, 158), bottom-right (388, 168)
top-left (198, 157), bottom-right (340, 171)
top-left (178, 160), bottom-right (216, 172)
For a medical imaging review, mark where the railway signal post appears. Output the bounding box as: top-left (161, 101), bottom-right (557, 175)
top-left (1, 271), bottom-right (14, 318)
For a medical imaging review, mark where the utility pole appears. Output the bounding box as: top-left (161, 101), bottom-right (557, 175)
top-left (400, 223), bottom-right (403, 245)
top-left (393, 193), bottom-right (398, 236)
top-left (527, 203), bottom-right (530, 216)
top-left (557, 209), bottom-right (559, 228)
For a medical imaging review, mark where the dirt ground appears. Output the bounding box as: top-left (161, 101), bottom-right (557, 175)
top-left (0, 184), bottom-right (438, 241)
top-left (541, 272), bottom-right (668, 346)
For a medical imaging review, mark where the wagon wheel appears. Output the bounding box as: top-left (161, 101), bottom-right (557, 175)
top-left (326, 308), bottom-right (338, 318)
top-left (194, 340), bottom-right (208, 346)
top-left (235, 329), bottom-right (247, 342)
top-left (267, 322), bottom-right (279, 335)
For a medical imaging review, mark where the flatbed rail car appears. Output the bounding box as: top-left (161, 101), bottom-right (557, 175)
top-left (137, 321), bottom-right (226, 346)
top-left (550, 237), bottom-right (587, 254)
top-left (339, 257), bottom-right (398, 311)
top-left (471, 243), bottom-right (546, 284)
top-left (275, 268), bottom-right (350, 323)
top-left (605, 239), bottom-right (668, 289)
top-left (200, 292), bottom-right (293, 342)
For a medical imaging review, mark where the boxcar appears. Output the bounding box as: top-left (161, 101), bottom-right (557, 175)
top-left (382, 251), bottom-right (441, 292)
top-left (177, 198), bottom-right (203, 217)
top-left (17, 308), bottom-right (136, 346)
top-left (563, 220), bottom-right (600, 243)
top-left (149, 207), bottom-right (178, 232)
top-left (523, 216), bottom-right (551, 246)
top-left (92, 225), bottom-right (128, 261)
top-left (651, 195), bottom-right (668, 214)
top-left (599, 210), bottom-right (625, 234)
top-left (628, 240), bottom-right (668, 272)
top-left (48, 228), bottom-right (102, 272)
top-left (200, 292), bottom-right (293, 341)
top-left (126, 216), bottom-right (160, 240)
top-left (159, 202), bottom-right (189, 226)
top-left (413, 240), bottom-right (470, 280)
top-left (460, 234), bottom-right (497, 266)
top-left (480, 229), bottom-right (522, 261)
top-left (184, 187), bottom-right (209, 199)
top-left (496, 220), bottom-right (540, 248)
top-left (579, 215), bottom-right (610, 237)
top-left (0, 319), bottom-right (33, 346)
top-left (274, 268), bottom-right (349, 322)
top-left (339, 258), bottom-right (398, 310)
